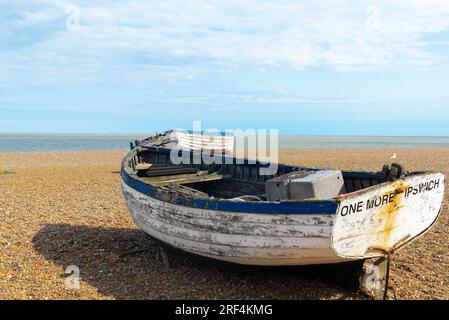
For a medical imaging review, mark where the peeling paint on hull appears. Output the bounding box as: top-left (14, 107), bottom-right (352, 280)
top-left (332, 172), bottom-right (445, 259)
top-left (120, 132), bottom-right (446, 267)
top-left (122, 181), bottom-right (352, 266)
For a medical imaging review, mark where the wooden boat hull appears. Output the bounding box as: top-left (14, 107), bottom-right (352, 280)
top-left (121, 171), bottom-right (445, 266)
top-left (121, 181), bottom-right (351, 266)
top-left (120, 131), bottom-right (445, 266)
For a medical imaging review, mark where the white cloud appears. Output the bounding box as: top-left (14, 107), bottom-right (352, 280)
top-left (1, 0), bottom-right (449, 85)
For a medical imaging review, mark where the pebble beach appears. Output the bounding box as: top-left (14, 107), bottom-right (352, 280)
top-left (0, 148), bottom-right (448, 300)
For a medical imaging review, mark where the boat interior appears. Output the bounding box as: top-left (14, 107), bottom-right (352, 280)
top-left (126, 147), bottom-right (393, 201)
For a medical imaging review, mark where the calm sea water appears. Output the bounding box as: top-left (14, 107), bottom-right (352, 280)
top-left (1, 134), bottom-right (449, 152)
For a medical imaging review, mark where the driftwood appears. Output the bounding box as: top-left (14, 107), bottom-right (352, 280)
top-left (117, 247), bottom-right (151, 257)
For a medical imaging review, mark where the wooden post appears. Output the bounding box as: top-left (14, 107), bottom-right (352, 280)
top-left (159, 246), bottom-right (170, 269)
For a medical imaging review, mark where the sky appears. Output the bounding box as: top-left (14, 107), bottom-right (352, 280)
top-left (1, 0), bottom-right (449, 135)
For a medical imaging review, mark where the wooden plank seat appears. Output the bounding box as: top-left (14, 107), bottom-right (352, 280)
top-left (136, 163), bottom-right (199, 177)
top-left (139, 171), bottom-right (231, 187)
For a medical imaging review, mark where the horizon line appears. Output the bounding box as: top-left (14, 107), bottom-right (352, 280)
top-left (1, 132), bottom-right (449, 138)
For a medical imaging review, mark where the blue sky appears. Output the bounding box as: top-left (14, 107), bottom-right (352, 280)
top-left (1, 0), bottom-right (449, 135)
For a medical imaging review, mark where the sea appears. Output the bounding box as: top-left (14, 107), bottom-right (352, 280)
top-left (1, 134), bottom-right (449, 152)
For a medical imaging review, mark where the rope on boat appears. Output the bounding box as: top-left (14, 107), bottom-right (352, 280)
top-left (229, 195), bottom-right (263, 202)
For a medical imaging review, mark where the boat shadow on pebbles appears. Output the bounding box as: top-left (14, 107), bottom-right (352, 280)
top-left (32, 224), bottom-right (366, 300)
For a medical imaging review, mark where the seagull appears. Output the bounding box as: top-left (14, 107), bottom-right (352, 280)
top-left (391, 153), bottom-right (397, 159)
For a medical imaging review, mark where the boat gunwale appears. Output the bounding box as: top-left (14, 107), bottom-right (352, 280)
top-left (121, 166), bottom-right (339, 215)
top-left (121, 145), bottom-right (444, 215)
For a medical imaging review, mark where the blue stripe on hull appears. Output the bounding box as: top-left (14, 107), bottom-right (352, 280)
top-left (121, 168), bottom-right (338, 215)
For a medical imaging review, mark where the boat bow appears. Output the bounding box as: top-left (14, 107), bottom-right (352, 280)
top-left (332, 172), bottom-right (445, 259)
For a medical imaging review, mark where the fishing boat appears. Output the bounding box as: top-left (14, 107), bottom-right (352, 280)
top-left (121, 130), bottom-right (445, 268)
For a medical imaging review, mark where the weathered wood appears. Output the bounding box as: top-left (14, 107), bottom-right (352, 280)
top-left (122, 182), bottom-right (345, 266)
top-left (118, 247), bottom-right (151, 257)
top-left (135, 163), bottom-right (152, 171)
top-left (165, 184), bottom-right (210, 199)
top-left (141, 172), bottom-right (231, 187)
top-left (333, 172), bottom-right (445, 259)
top-left (159, 246), bottom-right (170, 269)
top-left (145, 167), bottom-right (199, 177)
top-left (122, 130), bottom-right (445, 268)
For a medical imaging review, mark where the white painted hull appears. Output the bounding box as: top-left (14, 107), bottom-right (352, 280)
top-left (121, 181), bottom-right (352, 266)
top-left (121, 132), bottom-right (446, 267)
